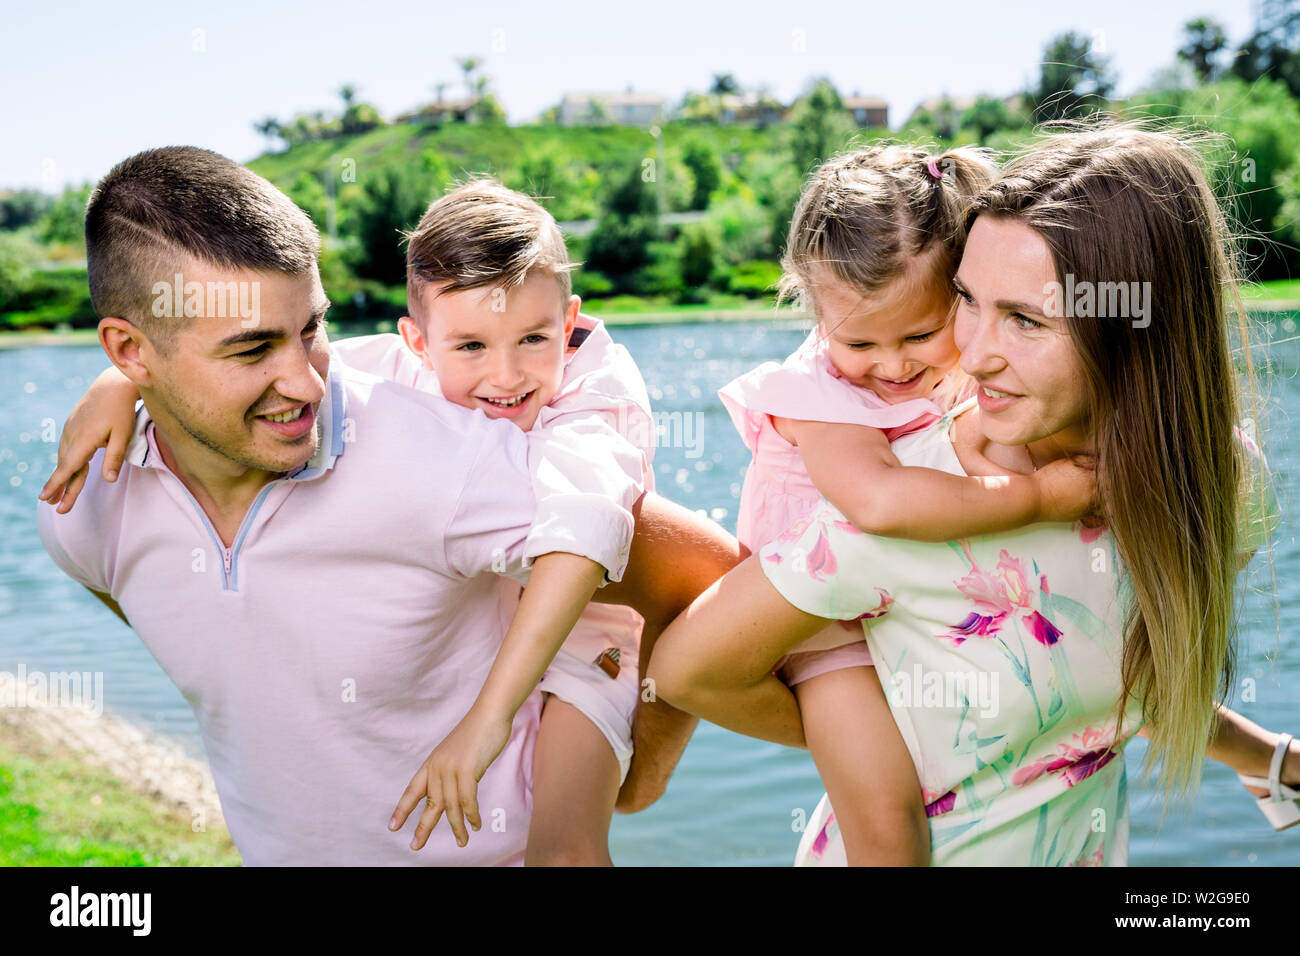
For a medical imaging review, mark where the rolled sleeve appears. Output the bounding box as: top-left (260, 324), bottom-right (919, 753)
top-left (444, 421), bottom-right (537, 584)
top-left (523, 411), bottom-right (646, 582)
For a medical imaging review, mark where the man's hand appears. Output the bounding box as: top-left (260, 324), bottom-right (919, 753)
top-left (388, 708), bottom-right (512, 850)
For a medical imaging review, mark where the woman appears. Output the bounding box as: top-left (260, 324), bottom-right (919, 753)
top-left (647, 124), bottom-right (1299, 865)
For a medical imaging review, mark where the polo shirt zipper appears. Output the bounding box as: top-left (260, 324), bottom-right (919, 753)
top-left (162, 473), bottom-right (281, 593)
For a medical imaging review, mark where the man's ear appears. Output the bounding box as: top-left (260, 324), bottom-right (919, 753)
top-left (98, 318), bottom-right (156, 388)
top-left (398, 316), bottom-right (433, 370)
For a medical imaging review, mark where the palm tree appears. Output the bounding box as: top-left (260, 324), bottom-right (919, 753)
top-left (457, 57), bottom-right (483, 99)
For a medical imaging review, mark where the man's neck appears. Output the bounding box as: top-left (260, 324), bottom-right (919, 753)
top-left (152, 423), bottom-right (280, 548)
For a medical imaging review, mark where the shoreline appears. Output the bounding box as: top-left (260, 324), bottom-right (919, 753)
top-left (0, 703), bottom-right (225, 830)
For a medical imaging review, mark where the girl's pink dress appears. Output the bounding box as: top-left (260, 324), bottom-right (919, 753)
top-left (718, 330), bottom-right (944, 683)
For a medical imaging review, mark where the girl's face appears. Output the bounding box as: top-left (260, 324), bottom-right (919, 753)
top-left (952, 215), bottom-right (1092, 459)
top-left (399, 273), bottom-right (579, 432)
top-left (809, 263), bottom-right (961, 406)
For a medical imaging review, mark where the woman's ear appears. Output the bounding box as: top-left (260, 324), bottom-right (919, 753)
top-left (98, 318), bottom-right (155, 388)
top-left (398, 316), bottom-right (434, 370)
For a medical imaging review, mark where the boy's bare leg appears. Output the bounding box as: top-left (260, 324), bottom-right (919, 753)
top-left (526, 696), bottom-right (620, 866)
top-left (594, 492), bottom-right (743, 812)
top-left (795, 666), bottom-right (930, 865)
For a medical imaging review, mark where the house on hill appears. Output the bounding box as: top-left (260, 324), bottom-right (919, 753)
top-left (396, 97), bottom-right (482, 125)
top-left (558, 89), bottom-right (666, 126)
top-left (843, 94), bottom-right (889, 128)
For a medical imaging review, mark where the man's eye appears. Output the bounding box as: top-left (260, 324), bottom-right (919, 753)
top-left (239, 343), bottom-right (270, 358)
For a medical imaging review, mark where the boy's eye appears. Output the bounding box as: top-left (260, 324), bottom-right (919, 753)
top-left (521, 334), bottom-right (548, 345)
top-left (457, 341), bottom-right (485, 352)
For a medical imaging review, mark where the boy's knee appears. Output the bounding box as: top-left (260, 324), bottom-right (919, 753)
top-left (525, 837), bottom-right (613, 867)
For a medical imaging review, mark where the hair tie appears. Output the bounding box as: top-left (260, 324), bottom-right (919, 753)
top-left (926, 157), bottom-right (944, 180)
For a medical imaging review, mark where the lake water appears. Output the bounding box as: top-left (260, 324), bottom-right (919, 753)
top-left (2, 317), bottom-right (1297, 866)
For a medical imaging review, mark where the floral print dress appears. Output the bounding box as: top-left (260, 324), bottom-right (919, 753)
top-left (760, 398), bottom-right (1278, 866)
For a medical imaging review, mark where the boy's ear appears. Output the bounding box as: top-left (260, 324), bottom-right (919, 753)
top-left (564, 295), bottom-right (580, 340)
top-left (398, 316), bottom-right (434, 370)
top-left (98, 318), bottom-right (156, 388)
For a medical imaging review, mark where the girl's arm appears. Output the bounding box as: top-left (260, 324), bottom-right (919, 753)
top-left (390, 551), bottom-right (606, 850)
top-left (40, 366), bottom-right (141, 513)
top-left (778, 418), bottom-right (1095, 542)
top-left (1138, 704), bottom-right (1300, 792)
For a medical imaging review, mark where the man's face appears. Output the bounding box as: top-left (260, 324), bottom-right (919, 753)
top-left (407, 273), bottom-right (577, 432)
top-left (142, 260), bottom-right (331, 479)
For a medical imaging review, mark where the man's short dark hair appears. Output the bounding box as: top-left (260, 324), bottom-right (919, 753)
top-left (85, 146), bottom-right (320, 351)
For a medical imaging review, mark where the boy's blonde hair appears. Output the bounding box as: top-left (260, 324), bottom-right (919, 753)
top-left (403, 176), bottom-right (573, 326)
top-left (778, 144), bottom-right (1000, 312)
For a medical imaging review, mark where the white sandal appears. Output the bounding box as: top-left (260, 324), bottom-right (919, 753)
top-left (1237, 732), bottom-right (1300, 830)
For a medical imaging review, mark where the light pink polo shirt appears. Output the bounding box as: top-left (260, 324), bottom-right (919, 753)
top-left (37, 361), bottom-right (542, 866)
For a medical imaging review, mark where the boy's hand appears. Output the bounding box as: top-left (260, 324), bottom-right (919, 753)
top-left (1034, 455), bottom-right (1099, 524)
top-left (39, 367), bottom-right (140, 513)
top-left (388, 708), bottom-right (512, 850)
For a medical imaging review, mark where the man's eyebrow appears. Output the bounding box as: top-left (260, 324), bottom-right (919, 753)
top-left (216, 308), bottom-right (330, 349)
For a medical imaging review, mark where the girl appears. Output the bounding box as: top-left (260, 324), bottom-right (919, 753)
top-left (715, 144), bottom-right (1100, 863)
top-left (651, 123), bottom-right (1297, 865)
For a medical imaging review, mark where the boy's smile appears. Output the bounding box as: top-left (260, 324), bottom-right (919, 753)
top-left (399, 273), bottom-right (580, 432)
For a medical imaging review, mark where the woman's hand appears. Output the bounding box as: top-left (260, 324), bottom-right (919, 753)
top-left (388, 707), bottom-right (513, 850)
top-left (39, 366), bottom-right (141, 513)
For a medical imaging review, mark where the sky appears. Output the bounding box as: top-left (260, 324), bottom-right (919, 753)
top-left (3, 0), bottom-right (1259, 192)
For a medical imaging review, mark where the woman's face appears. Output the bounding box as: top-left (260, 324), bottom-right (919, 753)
top-left (952, 215), bottom-right (1093, 460)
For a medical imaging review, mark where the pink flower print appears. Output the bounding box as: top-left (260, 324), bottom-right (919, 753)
top-left (1012, 726), bottom-right (1120, 788)
top-left (805, 529), bottom-right (838, 581)
top-left (941, 611), bottom-right (1007, 646)
top-left (996, 551), bottom-right (1032, 608)
top-left (774, 510), bottom-right (816, 545)
top-left (1069, 846), bottom-right (1105, 867)
top-left (853, 588), bottom-right (894, 620)
top-left (925, 789), bottom-right (957, 817)
top-left (1076, 521), bottom-right (1107, 544)
top-left (954, 564), bottom-right (1014, 618)
top-left (1039, 573), bottom-right (1050, 596)
top-left (1023, 610), bottom-right (1063, 646)
top-left (809, 811), bottom-right (838, 860)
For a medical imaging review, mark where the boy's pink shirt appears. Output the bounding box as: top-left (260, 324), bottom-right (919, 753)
top-left (37, 361), bottom-right (543, 866)
top-left (331, 313), bottom-right (655, 581)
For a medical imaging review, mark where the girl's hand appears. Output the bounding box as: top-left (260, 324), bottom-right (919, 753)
top-left (388, 707), bottom-right (513, 850)
top-left (1034, 455), bottom-right (1099, 524)
top-left (39, 366), bottom-right (141, 514)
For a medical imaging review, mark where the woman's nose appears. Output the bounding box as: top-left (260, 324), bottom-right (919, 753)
top-left (956, 310), bottom-right (1000, 377)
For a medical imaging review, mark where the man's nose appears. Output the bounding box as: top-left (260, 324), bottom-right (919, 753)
top-left (275, 339), bottom-right (326, 406)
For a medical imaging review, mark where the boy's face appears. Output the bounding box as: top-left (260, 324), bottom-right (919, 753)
top-left (401, 272), bottom-right (579, 432)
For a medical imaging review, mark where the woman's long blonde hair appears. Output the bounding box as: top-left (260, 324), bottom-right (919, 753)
top-left (966, 121), bottom-right (1261, 800)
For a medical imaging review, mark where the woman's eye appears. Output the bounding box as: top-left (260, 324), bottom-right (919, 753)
top-left (1012, 314), bottom-right (1042, 331)
top-left (955, 289), bottom-right (975, 306)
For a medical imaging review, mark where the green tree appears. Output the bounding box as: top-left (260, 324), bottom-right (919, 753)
top-left (788, 78), bottom-right (856, 175)
top-left (36, 185), bottom-right (91, 246)
top-left (1230, 0), bottom-right (1300, 98)
top-left (584, 164), bottom-right (663, 293)
top-left (1178, 18), bottom-right (1229, 82)
top-left (0, 189), bottom-right (53, 230)
top-left (1027, 31), bottom-right (1116, 121)
top-left (960, 96), bottom-right (1024, 143)
top-left (351, 156), bottom-right (450, 285)
top-left (710, 73), bottom-right (740, 96)
top-left (681, 140), bottom-right (722, 209)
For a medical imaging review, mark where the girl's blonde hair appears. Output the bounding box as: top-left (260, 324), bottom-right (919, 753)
top-left (966, 121), bottom-right (1261, 801)
top-left (778, 144), bottom-right (1000, 312)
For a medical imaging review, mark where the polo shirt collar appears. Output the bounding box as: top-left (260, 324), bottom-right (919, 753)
top-left (123, 369), bottom-right (348, 479)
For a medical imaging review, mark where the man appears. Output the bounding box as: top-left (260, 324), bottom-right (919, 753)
top-left (37, 147), bottom-right (738, 864)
